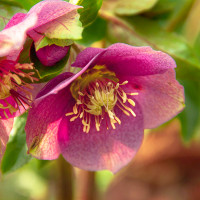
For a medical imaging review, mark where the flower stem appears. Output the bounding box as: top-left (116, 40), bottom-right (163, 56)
top-left (75, 170), bottom-right (97, 200)
top-left (55, 156), bottom-right (74, 200)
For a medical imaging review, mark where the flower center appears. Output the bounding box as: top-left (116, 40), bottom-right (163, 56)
top-left (66, 65), bottom-right (138, 133)
top-left (0, 60), bottom-right (38, 118)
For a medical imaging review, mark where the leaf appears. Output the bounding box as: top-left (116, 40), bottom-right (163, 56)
top-left (0, 0), bottom-right (26, 31)
top-left (105, 14), bottom-right (200, 81)
top-left (184, 0), bottom-right (200, 44)
top-left (102, 0), bottom-right (158, 16)
top-left (70, 0), bottom-right (103, 27)
top-left (77, 17), bottom-right (107, 46)
top-left (30, 45), bottom-right (70, 82)
top-left (145, 0), bottom-right (176, 16)
top-left (164, 0), bottom-right (194, 32)
top-left (1, 113), bottom-right (32, 174)
top-left (114, 0), bottom-right (158, 16)
top-left (11, 0), bottom-right (41, 10)
top-left (35, 37), bottom-right (74, 51)
top-left (178, 80), bottom-right (200, 142)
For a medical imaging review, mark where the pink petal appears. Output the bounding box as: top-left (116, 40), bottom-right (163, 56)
top-left (0, 13), bottom-right (37, 59)
top-left (4, 13), bottom-right (27, 29)
top-left (58, 99), bottom-right (144, 173)
top-left (122, 69), bottom-right (185, 128)
top-left (27, 0), bottom-right (81, 29)
top-left (72, 43), bottom-right (176, 76)
top-left (36, 45), bottom-right (69, 66)
top-left (0, 118), bottom-right (14, 162)
top-left (25, 85), bottom-right (72, 159)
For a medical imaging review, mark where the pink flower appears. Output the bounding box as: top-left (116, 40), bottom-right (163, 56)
top-left (0, 11), bottom-right (39, 119)
top-left (25, 43), bottom-right (185, 172)
top-left (5, 0), bottom-right (82, 66)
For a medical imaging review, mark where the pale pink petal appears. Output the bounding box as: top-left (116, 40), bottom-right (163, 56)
top-left (27, 0), bottom-right (81, 29)
top-left (58, 99), bottom-right (144, 173)
top-left (121, 69), bottom-right (185, 128)
top-left (0, 118), bottom-right (14, 162)
top-left (0, 13), bottom-right (37, 59)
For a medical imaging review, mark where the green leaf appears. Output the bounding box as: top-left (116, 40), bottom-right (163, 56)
top-left (70, 0), bottom-right (103, 27)
top-left (12, 0), bottom-right (41, 10)
top-left (184, 0), bottom-right (200, 44)
top-left (1, 113), bottom-right (32, 174)
top-left (178, 80), bottom-right (200, 142)
top-left (106, 15), bottom-right (200, 81)
top-left (0, 0), bottom-right (26, 31)
top-left (114, 0), bottom-right (158, 16)
top-left (35, 37), bottom-right (74, 51)
top-left (146, 0), bottom-right (176, 15)
top-left (30, 45), bottom-right (70, 82)
top-left (102, 0), bottom-right (158, 16)
top-left (77, 17), bottom-right (107, 46)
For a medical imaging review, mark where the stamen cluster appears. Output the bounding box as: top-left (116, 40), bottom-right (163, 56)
top-left (0, 60), bottom-right (38, 118)
top-left (66, 65), bottom-right (138, 133)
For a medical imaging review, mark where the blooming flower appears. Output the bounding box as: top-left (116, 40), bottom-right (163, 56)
top-left (25, 43), bottom-right (185, 172)
top-left (0, 11), bottom-right (40, 119)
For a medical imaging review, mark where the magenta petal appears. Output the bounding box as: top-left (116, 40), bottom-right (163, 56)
top-left (25, 87), bottom-right (72, 159)
top-left (58, 100), bottom-right (144, 173)
top-left (36, 45), bottom-right (69, 66)
top-left (0, 118), bottom-right (14, 162)
top-left (72, 43), bottom-right (176, 76)
top-left (123, 69), bottom-right (185, 128)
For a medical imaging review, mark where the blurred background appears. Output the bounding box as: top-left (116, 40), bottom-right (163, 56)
top-left (1, 0), bottom-right (200, 199)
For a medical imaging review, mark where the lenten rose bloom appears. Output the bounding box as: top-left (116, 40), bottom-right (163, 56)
top-left (0, 12), bottom-right (39, 119)
top-left (25, 43), bottom-right (185, 172)
top-left (5, 0), bottom-right (83, 67)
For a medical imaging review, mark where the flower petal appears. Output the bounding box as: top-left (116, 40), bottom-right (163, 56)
top-left (0, 13), bottom-right (37, 58)
top-left (0, 118), bottom-right (14, 162)
top-left (36, 45), bottom-right (69, 66)
top-left (27, 0), bottom-right (81, 29)
top-left (122, 69), bottom-right (185, 128)
top-left (25, 86), bottom-right (72, 159)
top-left (72, 43), bottom-right (176, 76)
top-left (58, 99), bottom-right (144, 173)
top-left (4, 13), bottom-right (27, 29)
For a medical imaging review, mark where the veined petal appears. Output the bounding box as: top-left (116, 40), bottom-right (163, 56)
top-left (72, 43), bottom-right (176, 76)
top-left (122, 69), bottom-right (185, 128)
top-left (0, 118), bottom-right (14, 163)
top-left (25, 87), bottom-right (72, 159)
top-left (58, 99), bottom-right (144, 173)
top-left (27, 0), bottom-right (82, 29)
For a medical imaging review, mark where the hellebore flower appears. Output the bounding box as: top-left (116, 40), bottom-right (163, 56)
top-left (25, 43), bottom-right (185, 172)
top-left (0, 12), bottom-right (39, 119)
top-left (27, 0), bottom-right (82, 66)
